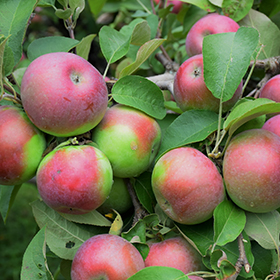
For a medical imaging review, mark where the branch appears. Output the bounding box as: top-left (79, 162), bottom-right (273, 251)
top-left (146, 72), bottom-right (175, 95)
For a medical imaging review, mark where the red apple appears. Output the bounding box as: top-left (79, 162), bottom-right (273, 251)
top-left (20, 52), bottom-right (108, 137)
top-left (154, 0), bottom-right (183, 13)
top-left (144, 236), bottom-right (203, 273)
top-left (152, 147), bottom-right (225, 225)
top-left (262, 114), bottom-right (280, 137)
top-left (173, 54), bottom-right (243, 113)
top-left (223, 129), bottom-right (280, 213)
top-left (185, 13), bottom-right (240, 57)
top-left (0, 105), bottom-right (46, 185)
top-left (259, 74), bottom-right (280, 104)
top-left (92, 104), bottom-right (161, 178)
top-left (71, 234), bottom-right (145, 280)
top-left (36, 144), bottom-right (113, 214)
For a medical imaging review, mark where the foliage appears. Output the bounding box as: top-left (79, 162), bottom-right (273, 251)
top-left (1, 0), bottom-right (280, 279)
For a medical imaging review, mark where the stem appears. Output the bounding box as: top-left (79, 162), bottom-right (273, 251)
top-left (137, 0), bottom-right (151, 14)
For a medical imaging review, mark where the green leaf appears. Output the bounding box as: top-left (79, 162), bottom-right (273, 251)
top-left (69, 0), bottom-right (85, 21)
top-left (213, 200), bottom-right (246, 247)
top-left (156, 110), bottom-right (219, 161)
top-left (127, 266), bottom-right (185, 280)
top-left (180, 0), bottom-right (216, 12)
top-left (38, 0), bottom-right (56, 7)
top-left (203, 27), bottom-right (259, 103)
top-left (119, 38), bottom-right (166, 78)
top-left (59, 210), bottom-right (111, 226)
top-left (221, 0), bottom-right (254, 21)
top-left (21, 226), bottom-right (54, 280)
top-left (239, 9), bottom-right (280, 59)
top-left (0, 184), bottom-right (21, 223)
top-left (55, 8), bottom-right (72, 19)
top-left (87, 0), bottom-right (106, 17)
top-left (31, 199), bottom-right (93, 260)
top-left (76, 34), bottom-right (96, 60)
top-left (27, 36), bottom-right (80, 61)
top-left (259, 0), bottom-right (280, 17)
top-left (111, 75), bottom-right (166, 119)
top-left (223, 98), bottom-right (280, 136)
top-left (0, 36), bottom-right (14, 78)
top-left (244, 210), bottom-right (280, 250)
top-left (0, 0), bottom-right (37, 72)
top-left (99, 26), bottom-right (131, 64)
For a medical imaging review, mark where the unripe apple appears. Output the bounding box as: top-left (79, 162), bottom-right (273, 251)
top-left (173, 54), bottom-right (243, 113)
top-left (259, 74), bottom-right (280, 104)
top-left (97, 177), bottom-right (133, 214)
top-left (154, 0), bottom-right (183, 13)
top-left (152, 147), bottom-right (225, 225)
top-left (262, 114), bottom-right (280, 137)
top-left (21, 52), bottom-right (108, 137)
top-left (185, 13), bottom-right (240, 57)
top-left (92, 104), bottom-right (162, 178)
top-left (223, 129), bottom-right (280, 213)
top-left (36, 145), bottom-right (113, 214)
top-left (144, 236), bottom-right (203, 273)
top-left (0, 105), bottom-right (46, 185)
top-left (71, 234), bottom-right (145, 280)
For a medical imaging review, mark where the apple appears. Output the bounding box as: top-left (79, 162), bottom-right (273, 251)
top-left (185, 13), bottom-right (240, 57)
top-left (20, 52), bottom-right (108, 137)
top-left (36, 144), bottom-right (113, 214)
top-left (259, 74), bottom-right (280, 105)
top-left (71, 234), bottom-right (145, 280)
top-left (0, 105), bottom-right (46, 186)
top-left (154, 0), bottom-right (183, 13)
top-left (223, 128), bottom-right (280, 213)
top-left (262, 114), bottom-right (280, 137)
top-left (173, 54), bottom-right (243, 113)
top-left (144, 236), bottom-right (203, 273)
top-left (92, 104), bottom-right (162, 178)
top-left (97, 177), bottom-right (133, 214)
top-left (152, 147), bottom-right (225, 225)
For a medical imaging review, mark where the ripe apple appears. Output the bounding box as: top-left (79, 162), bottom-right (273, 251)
top-left (185, 13), bottom-right (240, 57)
top-left (71, 234), bottom-right (145, 280)
top-left (20, 52), bottom-right (108, 137)
top-left (0, 105), bottom-right (46, 185)
top-left (262, 114), bottom-right (280, 137)
top-left (154, 0), bottom-right (183, 13)
top-left (97, 176), bottom-right (133, 214)
top-left (144, 236), bottom-right (203, 273)
top-left (92, 104), bottom-right (162, 178)
top-left (173, 54), bottom-right (243, 113)
top-left (223, 128), bottom-right (280, 213)
top-left (152, 147), bottom-right (225, 225)
top-left (36, 144), bottom-right (113, 214)
top-left (259, 74), bottom-right (280, 104)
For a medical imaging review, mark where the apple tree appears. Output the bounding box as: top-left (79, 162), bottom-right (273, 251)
top-left (1, 0), bottom-right (280, 279)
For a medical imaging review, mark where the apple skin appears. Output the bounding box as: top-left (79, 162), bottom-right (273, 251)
top-left (36, 145), bottom-right (113, 214)
top-left (259, 74), bottom-right (280, 104)
top-left (262, 114), bottom-right (280, 137)
top-left (154, 0), bottom-right (183, 13)
top-left (185, 13), bottom-right (240, 57)
top-left (152, 147), bottom-right (225, 225)
top-left (97, 177), bottom-right (133, 214)
top-left (92, 104), bottom-right (162, 178)
top-left (0, 105), bottom-right (46, 186)
top-left (20, 52), bottom-right (108, 137)
top-left (144, 236), bottom-right (203, 274)
top-left (223, 128), bottom-right (280, 213)
top-left (71, 234), bottom-right (145, 280)
top-left (173, 54), bottom-right (243, 113)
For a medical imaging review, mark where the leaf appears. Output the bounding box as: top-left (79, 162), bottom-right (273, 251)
top-left (203, 27), bottom-right (259, 103)
top-left (27, 36), bottom-right (80, 61)
top-left (180, 0), bottom-right (216, 12)
top-left (0, 35), bottom-right (15, 78)
top-left (76, 34), bottom-right (96, 60)
top-left (59, 210), bottom-right (111, 227)
top-left (119, 38), bottom-right (166, 78)
top-left (223, 98), bottom-right (280, 137)
top-left (244, 210), bottom-right (280, 250)
top-left (87, 0), bottom-right (106, 17)
top-left (0, 0), bottom-right (37, 71)
top-left (109, 211), bottom-right (123, 235)
top-left (99, 26), bottom-right (131, 64)
top-left (21, 226), bottom-right (54, 280)
top-left (127, 266), bottom-right (185, 280)
top-left (69, 0), bottom-right (85, 21)
top-left (221, 0), bottom-right (254, 21)
top-left (239, 9), bottom-right (280, 59)
top-left (156, 110), bottom-right (219, 161)
top-left (31, 199), bottom-right (92, 260)
top-left (0, 184), bottom-right (21, 223)
top-left (55, 8), bottom-right (72, 19)
top-left (213, 200), bottom-right (246, 247)
top-left (111, 75), bottom-right (166, 119)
